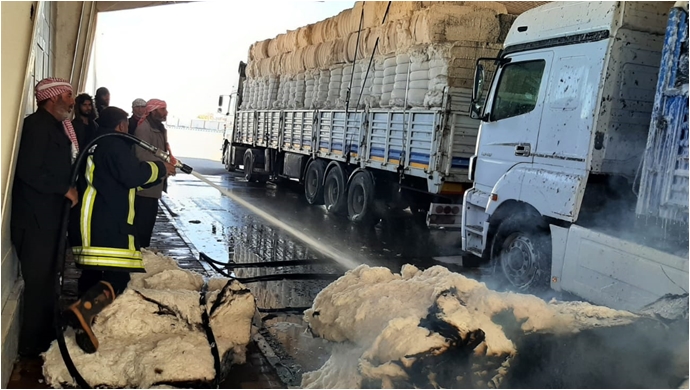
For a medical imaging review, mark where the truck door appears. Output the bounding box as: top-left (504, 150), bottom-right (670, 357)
top-left (220, 94), bottom-right (237, 141)
top-left (473, 51), bottom-right (553, 195)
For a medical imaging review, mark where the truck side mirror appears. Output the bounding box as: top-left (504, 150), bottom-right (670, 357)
top-left (472, 65), bottom-right (484, 102)
top-left (218, 95), bottom-right (224, 113)
top-left (469, 65), bottom-right (485, 120)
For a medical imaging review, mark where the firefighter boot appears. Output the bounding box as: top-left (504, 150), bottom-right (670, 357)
top-left (65, 281), bottom-right (115, 353)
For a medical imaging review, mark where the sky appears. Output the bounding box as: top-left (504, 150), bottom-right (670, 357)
top-left (87, 1), bottom-right (354, 120)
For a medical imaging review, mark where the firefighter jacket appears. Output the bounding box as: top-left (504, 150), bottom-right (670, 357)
top-left (69, 129), bottom-right (167, 272)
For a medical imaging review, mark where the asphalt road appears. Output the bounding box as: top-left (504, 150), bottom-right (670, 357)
top-left (164, 157), bottom-right (472, 268)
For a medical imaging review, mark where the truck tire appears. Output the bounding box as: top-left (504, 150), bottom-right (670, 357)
top-left (324, 165), bottom-right (348, 215)
top-left (347, 171), bottom-right (379, 225)
top-left (491, 214), bottom-right (552, 292)
top-left (304, 159), bottom-right (327, 205)
top-left (224, 146), bottom-right (235, 172)
top-left (243, 150), bottom-right (255, 181)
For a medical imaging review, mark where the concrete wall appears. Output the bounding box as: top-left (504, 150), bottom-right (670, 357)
top-left (55, 2), bottom-right (97, 90)
top-left (1, 3), bottom-right (40, 385)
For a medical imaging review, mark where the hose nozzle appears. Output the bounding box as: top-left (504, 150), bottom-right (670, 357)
top-left (149, 148), bottom-right (193, 174)
top-left (177, 162), bottom-right (193, 174)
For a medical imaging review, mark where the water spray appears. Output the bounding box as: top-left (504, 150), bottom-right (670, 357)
top-left (189, 171), bottom-right (361, 270)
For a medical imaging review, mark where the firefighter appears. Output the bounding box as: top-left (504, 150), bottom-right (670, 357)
top-left (66, 106), bottom-right (175, 353)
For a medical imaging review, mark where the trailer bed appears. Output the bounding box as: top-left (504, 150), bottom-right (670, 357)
top-left (231, 108), bottom-right (477, 193)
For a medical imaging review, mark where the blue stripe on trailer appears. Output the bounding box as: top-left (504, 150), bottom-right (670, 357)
top-left (451, 157), bottom-right (470, 168)
top-left (318, 143), bottom-right (360, 152)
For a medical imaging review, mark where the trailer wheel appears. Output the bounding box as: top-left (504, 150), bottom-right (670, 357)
top-left (243, 149), bottom-right (261, 182)
top-left (491, 214), bottom-right (551, 292)
top-left (324, 165), bottom-right (348, 215)
top-left (304, 159), bottom-right (327, 205)
top-left (347, 171), bottom-right (379, 225)
top-left (224, 145), bottom-right (235, 172)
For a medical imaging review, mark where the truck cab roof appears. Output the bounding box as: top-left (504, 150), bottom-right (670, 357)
top-left (504, 1), bottom-right (675, 50)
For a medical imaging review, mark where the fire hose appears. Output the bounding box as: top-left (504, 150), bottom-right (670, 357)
top-left (53, 132), bottom-right (193, 388)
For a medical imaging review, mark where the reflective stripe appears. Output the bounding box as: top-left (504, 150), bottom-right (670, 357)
top-left (72, 245), bottom-right (145, 270)
top-left (127, 188), bottom-right (136, 225)
top-left (127, 187), bottom-right (136, 251)
top-left (72, 246), bottom-right (142, 258)
top-left (145, 161), bottom-right (159, 184)
top-left (80, 156), bottom-right (97, 247)
top-left (73, 256), bottom-right (145, 269)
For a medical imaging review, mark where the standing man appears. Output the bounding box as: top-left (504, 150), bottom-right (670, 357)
top-left (67, 106), bottom-right (175, 353)
top-left (129, 98), bottom-right (147, 135)
top-left (11, 77), bottom-right (79, 357)
top-left (72, 93), bottom-right (98, 147)
top-left (133, 99), bottom-right (177, 248)
top-left (94, 87), bottom-right (110, 120)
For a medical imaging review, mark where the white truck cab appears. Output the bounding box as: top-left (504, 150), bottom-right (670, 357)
top-left (463, 1), bottom-right (688, 311)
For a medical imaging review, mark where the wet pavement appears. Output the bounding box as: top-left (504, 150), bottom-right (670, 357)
top-left (164, 157), bottom-right (472, 271)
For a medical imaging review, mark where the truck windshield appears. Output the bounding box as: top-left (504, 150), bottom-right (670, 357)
top-left (491, 60), bottom-right (546, 121)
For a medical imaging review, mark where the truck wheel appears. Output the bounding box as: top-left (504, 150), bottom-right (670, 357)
top-left (304, 160), bottom-right (327, 205)
top-left (243, 149), bottom-right (256, 182)
top-left (491, 214), bottom-right (551, 292)
top-left (347, 171), bottom-right (379, 225)
top-left (224, 146), bottom-right (235, 172)
top-left (324, 165), bottom-right (348, 215)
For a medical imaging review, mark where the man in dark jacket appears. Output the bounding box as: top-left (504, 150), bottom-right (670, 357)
top-left (66, 106), bottom-right (175, 353)
top-left (11, 77), bottom-right (79, 357)
top-left (94, 86), bottom-right (110, 119)
top-left (128, 98), bottom-right (146, 134)
top-left (72, 93), bottom-right (98, 147)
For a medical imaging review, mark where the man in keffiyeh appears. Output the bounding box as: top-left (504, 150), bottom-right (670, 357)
top-left (10, 77), bottom-right (80, 357)
top-left (133, 98), bottom-right (177, 248)
top-left (128, 98), bottom-right (147, 135)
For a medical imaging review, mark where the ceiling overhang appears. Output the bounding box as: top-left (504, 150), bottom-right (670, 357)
top-left (96, 1), bottom-right (191, 13)
top-left (95, 1), bottom-right (548, 15)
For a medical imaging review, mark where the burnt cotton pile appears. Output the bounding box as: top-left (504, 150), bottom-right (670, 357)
top-left (42, 250), bottom-right (256, 388)
top-left (302, 264), bottom-right (689, 389)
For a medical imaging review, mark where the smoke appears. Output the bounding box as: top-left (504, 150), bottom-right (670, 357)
top-left (581, 174), bottom-right (688, 255)
top-left (502, 309), bottom-right (689, 388)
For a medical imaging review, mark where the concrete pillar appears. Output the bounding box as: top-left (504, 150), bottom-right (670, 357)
top-left (55, 1), bottom-right (97, 92)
